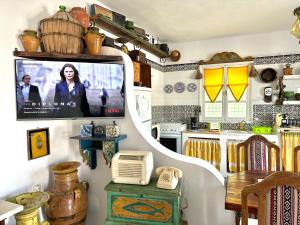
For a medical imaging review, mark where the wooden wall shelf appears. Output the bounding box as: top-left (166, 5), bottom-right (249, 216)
top-left (90, 15), bottom-right (169, 59)
top-left (13, 49), bottom-right (123, 63)
top-left (70, 134), bottom-right (127, 169)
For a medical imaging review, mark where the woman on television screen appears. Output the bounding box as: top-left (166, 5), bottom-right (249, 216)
top-left (54, 63), bottom-right (90, 117)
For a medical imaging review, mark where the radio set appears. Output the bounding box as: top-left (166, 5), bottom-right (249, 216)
top-left (112, 151), bottom-right (153, 185)
top-left (111, 150), bottom-right (183, 189)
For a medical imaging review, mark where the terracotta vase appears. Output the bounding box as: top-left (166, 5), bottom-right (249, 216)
top-left (45, 162), bottom-right (88, 225)
top-left (83, 27), bottom-right (105, 55)
top-left (70, 7), bottom-right (90, 31)
top-left (19, 30), bottom-right (40, 52)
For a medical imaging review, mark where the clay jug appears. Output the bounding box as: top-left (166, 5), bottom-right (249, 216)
top-left (45, 161), bottom-right (89, 225)
top-left (83, 27), bottom-right (105, 55)
top-left (70, 7), bottom-right (90, 31)
top-left (19, 30), bottom-right (40, 52)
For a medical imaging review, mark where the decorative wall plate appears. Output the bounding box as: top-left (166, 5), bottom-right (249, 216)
top-left (187, 83), bottom-right (197, 92)
top-left (174, 82), bottom-right (185, 93)
top-left (164, 84), bottom-right (173, 93)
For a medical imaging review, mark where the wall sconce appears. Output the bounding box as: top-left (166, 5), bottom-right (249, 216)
top-left (291, 7), bottom-right (300, 43)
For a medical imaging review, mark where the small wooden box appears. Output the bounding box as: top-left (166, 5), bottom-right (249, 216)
top-left (129, 50), bottom-right (147, 63)
top-left (90, 4), bottom-right (113, 20)
top-left (133, 61), bottom-right (151, 88)
top-left (105, 179), bottom-right (182, 225)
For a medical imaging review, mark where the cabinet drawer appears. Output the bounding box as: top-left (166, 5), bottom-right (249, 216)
top-left (107, 193), bottom-right (180, 225)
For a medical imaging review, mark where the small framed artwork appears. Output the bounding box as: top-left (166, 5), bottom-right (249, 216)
top-left (27, 128), bottom-right (50, 160)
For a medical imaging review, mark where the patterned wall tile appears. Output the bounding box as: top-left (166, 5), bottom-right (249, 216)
top-left (147, 53), bottom-right (300, 73)
top-left (252, 104), bottom-right (300, 126)
top-left (152, 105), bottom-right (201, 124)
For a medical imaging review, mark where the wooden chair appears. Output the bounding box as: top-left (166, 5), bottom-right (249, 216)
top-left (237, 135), bottom-right (280, 172)
top-left (294, 145), bottom-right (300, 173)
top-left (241, 171), bottom-right (300, 225)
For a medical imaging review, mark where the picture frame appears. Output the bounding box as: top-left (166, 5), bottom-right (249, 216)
top-left (27, 128), bottom-right (50, 160)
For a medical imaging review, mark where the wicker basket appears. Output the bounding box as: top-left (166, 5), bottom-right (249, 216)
top-left (39, 5), bottom-right (84, 54)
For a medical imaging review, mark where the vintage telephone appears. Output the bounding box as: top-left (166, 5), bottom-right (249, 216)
top-left (156, 167), bottom-right (183, 189)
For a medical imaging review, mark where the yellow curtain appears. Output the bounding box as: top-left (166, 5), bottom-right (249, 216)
top-left (203, 68), bottom-right (224, 102)
top-left (184, 139), bottom-right (221, 171)
top-left (227, 141), bottom-right (245, 172)
top-left (227, 66), bottom-right (248, 102)
top-left (281, 132), bottom-right (300, 171)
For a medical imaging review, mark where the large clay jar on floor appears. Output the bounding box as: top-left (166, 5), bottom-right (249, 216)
top-left (45, 161), bottom-right (88, 225)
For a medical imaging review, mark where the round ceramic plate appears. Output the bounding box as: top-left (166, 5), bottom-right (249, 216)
top-left (187, 83), bottom-right (197, 92)
top-left (174, 82), bottom-right (185, 93)
top-left (164, 84), bottom-right (173, 93)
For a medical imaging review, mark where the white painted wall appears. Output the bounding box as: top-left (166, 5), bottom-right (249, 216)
top-left (0, 1), bottom-right (234, 225)
top-left (151, 32), bottom-right (300, 107)
top-left (166, 30), bottom-right (300, 64)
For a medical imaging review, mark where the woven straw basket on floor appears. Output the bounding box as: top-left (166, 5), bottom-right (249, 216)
top-left (39, 5), bottom-right (84, 54)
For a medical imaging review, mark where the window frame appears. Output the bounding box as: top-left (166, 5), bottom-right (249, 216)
top-left (199, 62), bottom-right (252, 122)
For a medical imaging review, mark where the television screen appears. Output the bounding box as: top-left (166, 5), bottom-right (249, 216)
top-left (15, 59), bottom-right (125, 119)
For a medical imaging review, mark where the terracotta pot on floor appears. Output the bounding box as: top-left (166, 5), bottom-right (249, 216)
top-left (45, 161), bottom-right (88, 225)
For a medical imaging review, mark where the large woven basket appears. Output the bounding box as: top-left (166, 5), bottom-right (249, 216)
top-left (39, 5), bottom-right (84, 54)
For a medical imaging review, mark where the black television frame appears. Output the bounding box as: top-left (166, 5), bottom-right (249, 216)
top-left (15, 59), bottom-right (126, 120)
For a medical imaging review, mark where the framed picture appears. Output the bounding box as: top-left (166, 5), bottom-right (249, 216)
top-left (27, 128), bottom-right (50, 160)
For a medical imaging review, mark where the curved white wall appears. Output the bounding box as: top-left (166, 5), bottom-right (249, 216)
top-left (0, 1), bottom-right (233, 225)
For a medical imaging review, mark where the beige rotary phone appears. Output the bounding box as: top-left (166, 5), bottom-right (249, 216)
top-left (156, 167), bottom-right (183, 189)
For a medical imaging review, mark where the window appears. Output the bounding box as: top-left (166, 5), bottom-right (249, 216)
top-left (200, 63), bottom-right (251, 122)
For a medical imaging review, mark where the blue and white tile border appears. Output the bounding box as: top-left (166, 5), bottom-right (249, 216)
top-left (147, 53), bottom-right (300, 72)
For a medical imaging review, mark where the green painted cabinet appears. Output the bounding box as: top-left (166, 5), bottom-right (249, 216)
top-left (104, 179), bottom-right (182, 225)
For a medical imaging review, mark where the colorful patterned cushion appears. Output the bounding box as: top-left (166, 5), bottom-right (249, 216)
top-left (266, 185), bottom-right (300, 225)
top-left (247, 141), bottom-right (268, 170)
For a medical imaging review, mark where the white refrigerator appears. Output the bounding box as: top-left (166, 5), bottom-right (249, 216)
top-left (133, 87), bottom-right (152, 135)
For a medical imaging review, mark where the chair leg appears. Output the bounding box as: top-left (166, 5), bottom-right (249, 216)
top-left (235, 211), bottom-right (241, 225)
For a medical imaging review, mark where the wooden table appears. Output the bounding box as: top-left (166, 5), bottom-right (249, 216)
top-left (225, 170), bottom-right (273, 225)
top-left (0, 199), bottom-right (23, 224)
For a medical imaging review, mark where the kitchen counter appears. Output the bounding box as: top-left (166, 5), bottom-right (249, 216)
top-left (181, 129), bottom-right (279, 176)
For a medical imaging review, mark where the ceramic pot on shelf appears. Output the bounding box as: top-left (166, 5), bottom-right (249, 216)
top-left (45, 161), bottom-right (89, 225)
top-left (19, 30), bottom-right (40, 52)
top-left (83, 27), bottom-right (105, 55)
top-left (70, 7), bottom-right (90, 31)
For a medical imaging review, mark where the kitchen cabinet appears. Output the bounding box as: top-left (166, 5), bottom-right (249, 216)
top-left (104, 179), bottom-right (182, 225)
top-left (133, 61), bottom-right (151, 88)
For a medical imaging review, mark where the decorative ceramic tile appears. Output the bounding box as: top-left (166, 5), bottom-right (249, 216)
top-left (148, 54), bottom-right (300, 72)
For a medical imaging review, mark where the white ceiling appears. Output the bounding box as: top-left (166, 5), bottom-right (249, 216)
top-left (98, 0), bottom-right (299, 43)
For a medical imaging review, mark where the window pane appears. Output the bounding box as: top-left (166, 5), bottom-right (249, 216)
top-left (228, 102), bottom-right (247, 118)
top-left (228, 89), bottom-right (247, 101)
top-left (205, 103), bottom-right (222, 117)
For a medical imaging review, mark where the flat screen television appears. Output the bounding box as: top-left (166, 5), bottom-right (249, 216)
top-left (15, 59), bottom-right (125, 120)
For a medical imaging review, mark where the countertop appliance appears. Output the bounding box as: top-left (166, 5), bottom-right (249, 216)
top-left (190, 117), bottom-right (198, 130)
top-left (159, 123), bottom-right (186, 154)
